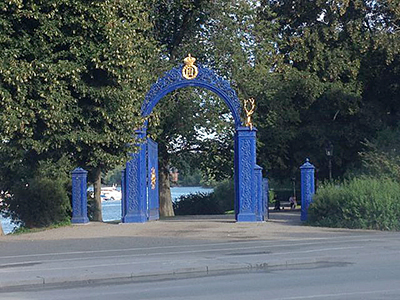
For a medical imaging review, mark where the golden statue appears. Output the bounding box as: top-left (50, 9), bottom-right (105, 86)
top-left (244, 98), bottom-right (256, 130)
top-left (182, 54), bottom-right (198, 80)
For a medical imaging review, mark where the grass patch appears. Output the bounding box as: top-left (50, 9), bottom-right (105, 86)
top-left (11, 220), bottom-right (72, 235)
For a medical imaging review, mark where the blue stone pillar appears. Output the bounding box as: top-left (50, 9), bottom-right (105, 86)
top-left (235, 126), bottom-right (257, 222)
top-left (262, 178), bottom-right (269, 220)
top-left (121, 168), bottom-right (126, 220)
top-left (300, 159), bottom-right (316, 221)
top-left (122, 129), bottom-right (148, 223)
top-left (255, 165), bottom-right (264, 221)
top-left (71, 167), bottom-right (89, 224)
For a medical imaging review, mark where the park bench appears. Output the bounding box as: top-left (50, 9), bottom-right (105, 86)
top-left (273, 200), bottom-right (295, 210)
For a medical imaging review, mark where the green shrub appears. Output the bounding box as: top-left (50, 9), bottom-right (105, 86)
top-left (359, 126), bottom-right (400, 181)
top-left (178, 169), bottom-right (203, 186)
top-left (213, 180), bottom-right (234, 212)
top-left (308, 176), bottom-right (400, 230)
top-left (173, 192), bottom-right (224, 215)
top-left (103, 166), bottom-right (123, 186)
top-left (3, 177), bottom-right (71, 229)
top-left (269, 189), bottom-right (276, 203)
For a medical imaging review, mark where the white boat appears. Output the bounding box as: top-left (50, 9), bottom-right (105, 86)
top-left (101, 186), bottom-right (121, 201)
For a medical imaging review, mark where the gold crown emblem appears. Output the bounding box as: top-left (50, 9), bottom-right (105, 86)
top-left (182, 54), bottom-right (198, 80)
top-left (184, 54), bottom-right (196, 66)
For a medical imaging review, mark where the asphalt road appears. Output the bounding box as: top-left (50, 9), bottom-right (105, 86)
top-left (1, 246), bottom-right (400, 300)
top-left (1, 229), bottom-right (400, 299)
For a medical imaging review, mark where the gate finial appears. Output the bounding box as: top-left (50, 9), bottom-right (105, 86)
top-left (244, 98), bottom-right (256, 130)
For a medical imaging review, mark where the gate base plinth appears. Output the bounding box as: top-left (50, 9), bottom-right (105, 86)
top-left (71, 216), bottom-right (89, 224)
top-left (236, 213), bottom-right (257, 222)
top-left (122, 214), bottom-right (147, 223)
top-left (148, 209), bottom-right (159, 221)
top-left (256, 216), bottom-right (264, 222)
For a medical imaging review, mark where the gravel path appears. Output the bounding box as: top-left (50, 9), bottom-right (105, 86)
top-left (0, 211), bottom-right (372, 242)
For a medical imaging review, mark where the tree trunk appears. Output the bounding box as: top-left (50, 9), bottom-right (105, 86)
top-left (159, 164), bottom-right (175, 217)
top-left (0, 223), bottom-right (4, 236)
top-left (93, 167), bottom-right (103, 221)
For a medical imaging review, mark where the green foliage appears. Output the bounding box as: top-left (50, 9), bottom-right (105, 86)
top-left (308, 176), bottom-right (400, 230)
top-left (0, 0), bottom-right (158, 224)
top-left (360, 125), bottom-right (400, 181)
top-left (177, 169), bottom-right (203, 187)
top-left (103, 166), bottom-right (123, 186)
top-left (173, 180), bottom-right (234, 215)
top-left (0, 153), bottom-right (72, 226)
top-left (12, 220), bottom-right (71, 235)
top-left (1, 0), bottom-right (399, 225)
top-left (173, 192), bottom-right (224, 215)
top-left (2, 177), bottom-right (71, 229)
top-left (212, 179), bottom-right (235, 212)
top-left (0, 0), bottom-right (158, 168)
top-left (268, 189), bottom-right (276, 203)
top-left (148, 0), bottom-right (253, 188)
top-left (252, 0), bottom-right (400, 180)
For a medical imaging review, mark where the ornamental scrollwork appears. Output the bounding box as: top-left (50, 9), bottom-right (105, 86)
top-left (127, 157), bottom-right (140, 212)
top-left (240, 139), bottom-right (252, 211)
top-left (72, 177), bottom-right (81, 216)
top-left (141, 62), bottom-right (242, 127)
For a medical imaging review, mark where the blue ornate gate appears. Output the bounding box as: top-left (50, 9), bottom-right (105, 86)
top-left (122, 55), bottom-right (265, 223)
top-left (147, 138), bottom-right (159, 221)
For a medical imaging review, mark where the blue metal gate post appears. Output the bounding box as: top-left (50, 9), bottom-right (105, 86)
top-left (235, 126), bottom-right (257, 222)
top-left (147, 138), bottom-right (159, 221)
top-left (262, 178), bottom-right (269, 220)
top-left (121, 169), bottom-right (126, 221)
top-left (255, 165), bottom-right (264, 221)
top-left (71, 167), bottom-right (89, 224)
top-left (122, 129), bottom-right (148, 223)
top-left (300, 159), bottom-right (316, 221)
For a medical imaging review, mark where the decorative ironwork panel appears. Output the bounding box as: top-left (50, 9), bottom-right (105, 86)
top-left (235, 127), bottom-right (257, 222)
top-left (121, 169), bottom-right (126, 220)
top-left (300, 159), bottom-right (316, 221)
top-left (138, 60), bottom-right (264, 223)
top-left (262, 178), bottom-right (269, 220)
top-left (71, 167), bottom-right (89, 224)
top-left (126, 156), bottom-right (140, 212)
top-left (141, 64), bottom-right (242, 128)
top-left (123, 140), bottom-right (147, 223)
top-left (255, 165), bottom-right (263, 221)
top-left (147, 138), bottom-right (159, 221)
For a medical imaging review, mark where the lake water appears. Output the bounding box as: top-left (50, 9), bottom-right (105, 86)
top-left (0, 186), bottom-right (213, 235)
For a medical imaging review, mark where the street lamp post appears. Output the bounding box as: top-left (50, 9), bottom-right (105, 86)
top-left (325, 141), bottom-right (333, 181)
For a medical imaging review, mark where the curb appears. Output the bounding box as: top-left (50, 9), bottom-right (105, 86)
top-left (0, 257), bottom-right (338, 292)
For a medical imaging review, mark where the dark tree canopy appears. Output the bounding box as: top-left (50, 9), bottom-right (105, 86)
top-left (0, 0), bottom-right (158, 224)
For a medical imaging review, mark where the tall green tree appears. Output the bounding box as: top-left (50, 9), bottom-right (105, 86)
top-left (252, 0), bottom-right (400, 180)
top-left (148, 0), bottom-right (256, 216)
top-left (0, 0), bottom-right (158, 224)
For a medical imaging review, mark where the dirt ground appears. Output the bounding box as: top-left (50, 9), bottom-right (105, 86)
top-left (0, 211), bottom-right (370, 242)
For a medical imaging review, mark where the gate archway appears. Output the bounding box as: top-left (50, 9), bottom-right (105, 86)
top-left (121, 55), bottom-right (266, 223)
